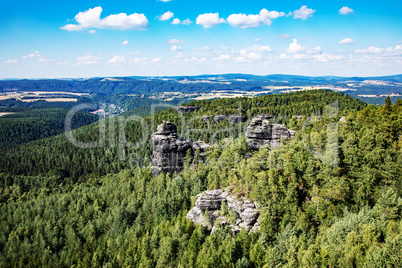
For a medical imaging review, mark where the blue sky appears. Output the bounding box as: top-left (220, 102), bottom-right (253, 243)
top-left (0, 0), bottom-right (401, 78)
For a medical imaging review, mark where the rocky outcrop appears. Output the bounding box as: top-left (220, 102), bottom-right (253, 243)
top-left (186, 189), bottom-right (260, 234)
top-left (214, 114), bottom-right (247, 124)
top-left (246, 115), bottom-right (294, 150)
top-left (151, 122), bottom-right (212, 176)
top-left (228, 115), bottom-right (247, 124)
top-left (175, 106), bottom-right (201, 115)
top-left (151, 121), bottom-right (192, 176)
top-left (213, 115), bottom-right (227, 123)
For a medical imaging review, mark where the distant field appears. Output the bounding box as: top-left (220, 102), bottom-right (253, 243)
top-left (0, 112), bottom-right (15, 117)
top-left (0, 91), bottom-right (88, 102)
top-left (21, 98), bottom-right (77, 102)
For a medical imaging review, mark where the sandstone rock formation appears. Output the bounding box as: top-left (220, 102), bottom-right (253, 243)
top-left (186, 189), bottom-right (260, 234)
top-left (228, 115), bottom-right (247, 124)
top-left (151, 122), bottom-right (212, 176)
top-left (151, 121), bottom-right (192, 176)
top-left (174, 106), bottom-right (201, 115)
top-left (213, 115), bottom-right (227, 123)
top-left (246, 115), bottom-right (294, 150)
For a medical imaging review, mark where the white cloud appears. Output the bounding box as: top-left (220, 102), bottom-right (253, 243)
top-left (221, 46), bottom-right (230, 50)
top-left (167, 39), bottom-right (185, 44)
top-left (22, 51), bottom-right (41, 59)
top-left (280, 34), bottom-right (291, 40)
top-left (158, 0), bottom-right (172, 2)
top-left (227, 9), bottom-right (285, 28)
top-left (355, 46), bottom-right (384, 54)
top-left (183, 56), bottom-right (206, 63)
top-left (171, 18), bottom-right (181, 24)
top-left (287, 39), bottom-right (305, 53)
top-left (248, 52), bottom-right (263, 60)
top-left (339, 7), bottom-right (354, 15)
top-left (159, 11), bottom-right (174, 21)
top-left (339, 38), bottom-right (355, 45)
top-left (312, 53), bottom-right (344, 62)
top-left (253, 45), bottom-right (272, 53)
top-left (76, 55), bottom-right (101, 65)
top-left (254, 38), bottom-right (261, 42)
top-left (5, 59), bottom-right (18, 64)
top-left (121, 40), bottom-right (129, 45)
top-left (89, 30), bottom-right (97, 34)
top-left (171, 45), bottom-right (182, 51)
top-left (196, 13), bottom-right (225, 28)
top-left (199, 46), bottom-right (212, 51)
top-left (61, 6), bottom-right (148, 31)
top-left (38, 58), bottom-right (53, 63)
top-left (132, 57), bottom-right (147, 64)
top-left (108, 55), bottom-right (126, 63)
top-left (212, 54), bottom-right (231, 61)
top-left (292, 6), bottom-right (315, 20)
top-left (279, 53), bottom-right (289, 60)
top-left (181, 19), bottom-right (192, 25)
top-left (151, 57), bottom-right (162, 63)
top-left (306, 46), bottom-right (322, 54)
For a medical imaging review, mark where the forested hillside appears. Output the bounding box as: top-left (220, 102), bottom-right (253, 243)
top-left (0, 108), bottom-right (98, 150)
top-left (0, 90), bottom-right (366, 179)
top-left (0, 93), bottom-right (400, 267)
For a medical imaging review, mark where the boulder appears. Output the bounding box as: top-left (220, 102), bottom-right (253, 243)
top-left (213, 115), bottom-right (228, 123)
top-left (186, 189), bottom-right (260, 234)
top-left (246, 116), bottom-right (294, 150)
top-left (228, 115), bottom-right (247, 124)
top-left (174, 106), bottom-right (201, 115)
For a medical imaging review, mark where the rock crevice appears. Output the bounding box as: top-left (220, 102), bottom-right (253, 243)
top-left (186, 189), bottom-right (260, 234)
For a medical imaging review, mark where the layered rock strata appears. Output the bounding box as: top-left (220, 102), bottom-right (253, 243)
top-left (186, 189), bottom-right (260, 234)
top-left (151, 122), bottom-right (212, 176)
top-left (174, 106), bottom-right (201, 115)
top-left (151, 121), bottom-right (192, 176)
top-left (246, 115), bottom-right (294, 150)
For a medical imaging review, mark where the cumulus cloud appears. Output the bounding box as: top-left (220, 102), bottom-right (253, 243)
top-left (306, 46), bottom-right (322, 54)
top-left (89, 30), bottom-right (97, 34)
top-left (76, 55), bottom-right (101, 65)
top-left (339, 38), bottom-right (355, 45)
top-left (132, 57), bottom-right (147, 64)
top-left (5, 59), bottom-right (18, 64)
top-left (121, 40), bottom-right (129, 45)
top-left (280, 34), bottom-right (291, 40)
top-left (181, 19), bottom-right (192, 25)
top-left (171, 45), bottom-right (182, 51)
top-left (253, 45), bottom-right (272, 53)
top-left (292, 6), bottom-right (315, 20)
top-left (151, 57), bottom-right (162, 63)
top-left (212, 54), bottom-right (231, 61)
top-left (355, 46), bottom-right (384, 54)
top-left (61, 6), bottom-right (148, 31)
top-left (159, 11), bottom-right (174, 21)
top-left (339, 7), bottom-right (354, 15)
top-left (167, 39), bottom-right (185, 44)
top-left (108, 55), bottom-right (126, 63)
top-left (196, 13), bottom-right (225, 28)
top-left (226, 9), bottom-right (285, 28)
top-left (287, 39), bottom-right (305, 53)
top-left (22, 51), bottom-right (41, 59)
top-left (171, 18), bottom-right (181, 24)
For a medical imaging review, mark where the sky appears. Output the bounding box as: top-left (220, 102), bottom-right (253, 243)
top-left (0, 0), bottom-right (401, 79)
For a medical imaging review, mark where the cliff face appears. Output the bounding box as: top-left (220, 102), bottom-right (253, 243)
top-left (151, 122), bottom-right (212, 176)
top-left (151, 121), bottom-right (192, 176)
top-left (174, 106), bottom-right (201, 115)
top-left (246, 115), bottom-right (295, 150)
top-left (186, 189), bottom-right (260, 234)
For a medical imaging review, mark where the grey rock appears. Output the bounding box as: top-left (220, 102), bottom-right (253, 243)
top-left (151, 121), bottom-right (192, 176)
top-left (151, 122), bottom-right (213, 176)
top-left (228, 115), bottom-right (247, 124)
top-left (175, 106), bottom-right (201, 115)
top-left (202, 116), bottom-right (210, 123)
top-left (246, 116), bottom-right (294, 150)
top-left (339, 116), bottom-right (347, 122)
top-left (213, 115), bottom-right (228, 123)
top-left (186, 188), bottom-right (260, 234)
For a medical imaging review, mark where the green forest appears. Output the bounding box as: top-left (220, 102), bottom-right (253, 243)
top-left (0, 90), bottom-right (401, 267)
